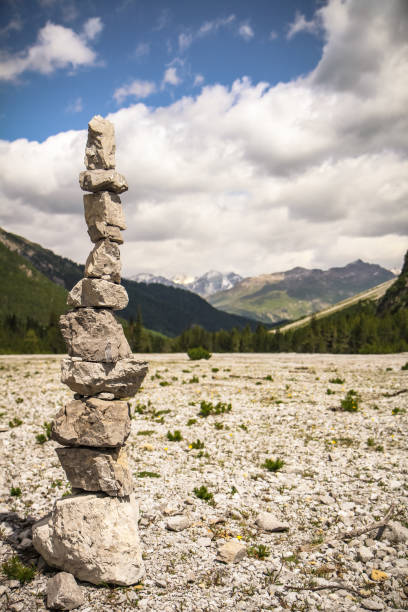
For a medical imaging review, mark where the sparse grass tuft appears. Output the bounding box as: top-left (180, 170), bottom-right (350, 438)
top-left (36, 421), bottom-right (52, 444)
top-left (262, 458), bottom-right (284, 472)
top-left (247, 544), bottom-right (270, 560)
top-left (329, 377), bottom-right (344, 384)
top-left (9, 417), bottom-right (23, 428)
top-left (401, 362), bottom-right (408, 370)
top-left (10, 487), bottom-right (22, 497)
top-left (167, 430), bottom-right (183, 442)
top-left (340, 389), bottom-right (360, 412)
top-left (187, 418), bottom-right (197, 426)
top-left (198, 400), bottom-right (232, 418)
top-left (1, 556), bottom-right (35, 584)
top-left (190, 439), bottom-right (205, 449)
top-left (193, 485), bottom-right (214, 505)
top-left (137, 471), bottom-right (160, 478)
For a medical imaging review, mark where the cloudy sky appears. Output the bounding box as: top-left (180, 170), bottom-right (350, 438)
top-left (0, 0), bottom-right (407, 279)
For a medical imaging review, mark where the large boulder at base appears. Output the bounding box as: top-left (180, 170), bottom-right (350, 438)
top-left (32, 493), bottom-right (144, 585)
top-left (84, 191), bottom-right (126, 229)
top-left (79, 170), bottom-right (128, 194)
top-left (47, 572), bottom-right (84, 610)
top-left (67, 278), bottom-right (128, 310)
top-left (85, 239), bottom-right (121, 283)
top-left (56, 446), bottom-right (133, 497)
top-left (59, 308), bottom-right (131, 363)
top-left (61, 358), bottom-right (148, 397)
top-left (51, 397), bottom-right (130, 447)
top-left (85, 115), bottom-right (116, 170)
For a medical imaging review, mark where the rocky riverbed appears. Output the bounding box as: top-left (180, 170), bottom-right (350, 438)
top-left (0, 352), bottom-right (407, 611)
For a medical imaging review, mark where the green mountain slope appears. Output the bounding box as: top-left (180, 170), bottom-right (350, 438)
top-left (209, 261), bottom-right (396, 323)
top-left (0, 227), bottom-right (260, 337)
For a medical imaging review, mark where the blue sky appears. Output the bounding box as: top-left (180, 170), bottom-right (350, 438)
top-left (0, 0), bottom-right (407, 279)
top-left (1, 0), bottom-right (323, 141)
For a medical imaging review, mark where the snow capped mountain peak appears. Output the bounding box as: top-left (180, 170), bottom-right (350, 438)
top-left (130, 270), bottom-right (243, 298)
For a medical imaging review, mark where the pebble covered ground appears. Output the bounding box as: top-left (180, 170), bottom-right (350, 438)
top-left (0, 352), bottom-right (407, 612)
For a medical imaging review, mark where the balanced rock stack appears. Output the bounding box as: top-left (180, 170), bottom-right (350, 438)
top-left (33, 116), bottom-right (148, 586)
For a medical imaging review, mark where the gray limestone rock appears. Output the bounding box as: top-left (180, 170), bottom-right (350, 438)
top-left (51, 397), bottom-right (130, 447)
top-left (85, 115), bottom-right (115, 170)
top-left (32, 493), bottom-right (144, 585)
top-left (60, 308), bottom-right (131, 363)
top-left (84, 191), bottom-right (126, 229)
top-left (216, 540), bottom-right (246, 564)
top-left (88, 223), bottom-right (123, 244)
top-left (67, 278), bottom-right (129, 310)
top-left (166, 515), bottom-right (190, 532)
top-left (255, 512), bottom-right (289, 532)
top-left (384, 521), bottom-right (408, 544)
top-left (79, 170), bottom-right (128, 194)
top-left (61, 357), bottom-right (148, 397)
top-left (85, 239), bottom-right (121, 283)
top-left (56, 446), bottom-right (133, 497)
top-left (47, 572), bottom-right (84, 610)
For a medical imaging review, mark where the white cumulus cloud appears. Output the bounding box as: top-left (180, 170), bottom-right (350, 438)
top-left (82, 17), bottom-right (103, 41)
top-left (0, 20), bottom-right (102, 81)
top-left (114, 79), bottom-right (156, 103)
top-left (287, 10), bottom-right (320, 39)
top-left (162, 66), bottom-right (181, 86)
top-left (238, 23), bottom-right (254, 41)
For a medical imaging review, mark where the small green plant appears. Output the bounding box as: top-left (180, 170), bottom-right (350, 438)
top-left (340, 389), bottom-right (360, 412)
top-left (329, 377), bottom-right (344, 384)
top-left (1, 556), bottom-right (36, 584)
top-left (326, 389), bottom-right (335, 395)
top-left (214, 422), bottom-right (224, 430)
top-left (187, 347), bottom-right (212, 360)
top-left (392, 407), bottom-right (406, 415)
top-left (193, 485), bottom-right (214, 504)
top-left (187, 418), bottom-right (197, 426)
top-left (10, 487), bottom-right (22, 497)
top-left (198, 400), bottom-right (232, 418)
top-left (191, 439), bottom-right (205, 449)
top-left (137, 471), bottom-right (160, 478)
top-left (9, 417), bottom-right (23, 428)
top-left (36, 421), bottom-right (52, 444)
top-left (51, 479), bottom-right (63, 489)
top-left (264, 375), bottom-right (273, 381)
top-left (247, 544), bottom-right (270, 560)
top-left (262, 458), bottom-right (284, 472)
top-left (167, 430), bottom-right (183, 442)
top-left (137, 430), bottom-right (155, 436)
top-left (159, 381), bottom-right (170, 387)
top-left (239, 423), bottom-right (248, 431)
top-left (367, 437), bottom-right (375, 447)
top-left (401, 362), bottom-right (408, 370)
top-left (367, 437), bottom-right (384, 452)
top-left (188, 376), bottom-right (199, 384)
top-left (230, 485), bottom-right (238, 495)
top-left (211, 367), bottom-right (219, 373)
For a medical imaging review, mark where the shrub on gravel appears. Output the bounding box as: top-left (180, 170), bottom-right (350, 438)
top-left (340, 390), bottom-right (360, 412)
top-left (193, 485), bottom-right (214, 505)
top-left (262, 458), bottom-right (284, 472)
top-left (198, 400), bottom-right (232, 418)
top-left (167, 430), bottom-right (183, 442)
top-left (187, 347), bottom-right (212, 360)
top-left (247, 544), bottom-right (270, 560)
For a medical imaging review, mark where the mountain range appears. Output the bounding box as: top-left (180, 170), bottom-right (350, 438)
top-left (208, 261), bottom-right (396, 323)
top-left (132, 270), bottom-right (243, 297)
top-left (0, 227), bottom-right (259, 338)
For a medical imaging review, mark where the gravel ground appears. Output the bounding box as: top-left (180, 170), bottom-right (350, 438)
top-left (0, 352), bottom-right (407, 612)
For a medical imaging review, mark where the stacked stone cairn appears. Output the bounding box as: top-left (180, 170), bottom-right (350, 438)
top-left (32, 116), bottom-right (148, 586)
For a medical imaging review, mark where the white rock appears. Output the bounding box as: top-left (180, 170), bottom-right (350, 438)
top-left (255, 512), bottom-right (289, 532)
top-left (166, 515), bottom-right (190, 532)
top-left (32, 493), bottom-right (144, 586)
top-left (357, 545), bottom-right (373, 563)
top-left (67, 278), bottom-right (129, 310)
top-left (56, 446), bottom-right (133, 497)
top-left (51, 397), bottom-right (131, 447)
top-left (47, 572), bottom-right (84, 610)
top-left (61, 357), bottom-right (148, 397)
top-left (216, 540), bottom-right (246, 563)
top-left (84, 191), bottom-right (126, 229)
top-left (85, 115), bottom-right (115, 170)
top-left (85, 239), bottom-right (121, 283)
top-left (385, 521), bottom-right (408, 543)
top-left (361, 598), bottom-right (384, 611)
top-left (60, 308), bottom-right (131, 363)
top-left (79, 170), bottom-right (128, 194)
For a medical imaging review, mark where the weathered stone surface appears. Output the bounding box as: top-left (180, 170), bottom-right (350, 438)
top-left (88, 223), bottom-right (123, 244)
top-left (216, 540), bottom-right (246, 564)
top-left (59, 308), bottom-right (131, 362)
top-left (79, 170), bottom-right (128, 194)
top-left (85, 239), bottom-right (121, 283)
top-left (32, 493), bottom-right (144, 585)
top-left (51, 397), bottom-right (130, 447)
top-left (61, 357), bottom-right (148, 397)
top-left (166, 515), bottom-right (190, 532)
top-left (84, 191), bottom-right (126, 229)
top-left (255, 512), bottom-right (289, 532)
top-left (67, 278), bottom-right (128, 310)
top-left (384, 521), bottom-right (408, 544)
top-left (47, 572), bottom-right (84, 610)
top-left (85, 115), bottom-right (115, 170)
top-left (56, 446), bottom-right (133, 497)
